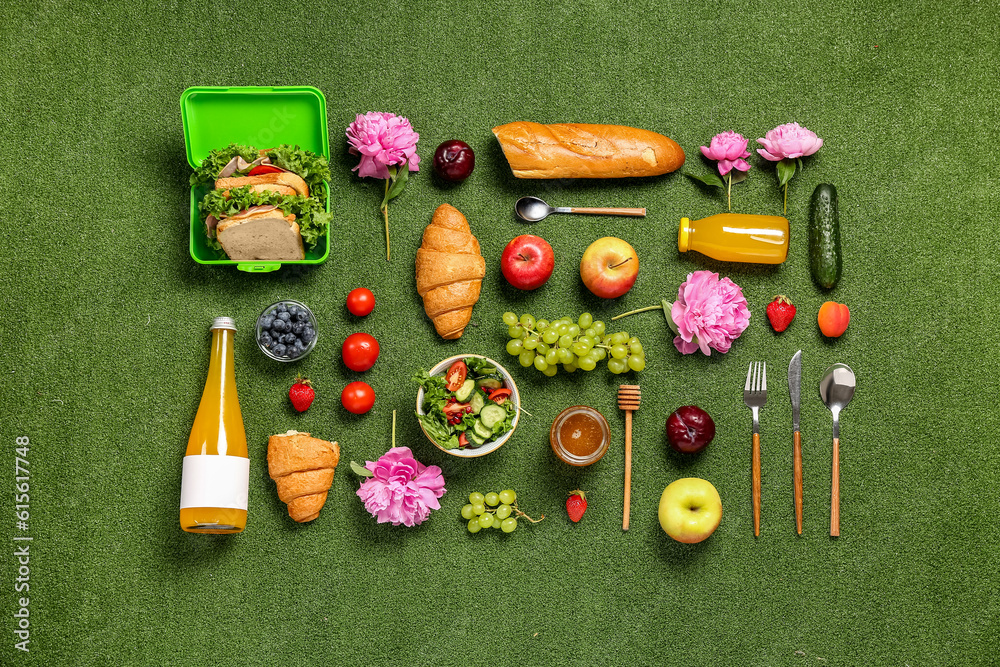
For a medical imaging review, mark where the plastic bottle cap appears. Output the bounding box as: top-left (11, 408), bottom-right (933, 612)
top-left (211, 317), bottom-right (236, 331)
top-left (678, 218), bottom-right (691, 253)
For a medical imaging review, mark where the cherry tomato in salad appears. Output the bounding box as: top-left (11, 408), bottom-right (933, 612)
top-left (247, 164), bottom-right (284, 175)
top-left (458, 432), bottom-right (470, 448)
top-left (442, 400), bottom-right (469, 423)
top-left (346, 288), bottom-right (376, 316)
top-left (445, 360), bottom-right (468, 391)
top-left (342, 333), bottom-right (379, 372)
top-left (341, 381), bottom-right (375, 414)
top-left (488, 388), bottom-right (512, 404)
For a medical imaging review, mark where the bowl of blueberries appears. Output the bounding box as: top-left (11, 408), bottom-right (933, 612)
top-left (255, 300), bottom-right (318, 361)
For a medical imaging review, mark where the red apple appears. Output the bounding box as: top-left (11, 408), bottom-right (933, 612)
top-left (666, 405), bottom-right (716, 454)
top-left (580, 237), bottom-right (639, 298)
top-left (501, 235), bottom-right (555, 290)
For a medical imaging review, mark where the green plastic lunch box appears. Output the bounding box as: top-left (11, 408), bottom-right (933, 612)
top-left (180, 86), bottom-right (331, 273)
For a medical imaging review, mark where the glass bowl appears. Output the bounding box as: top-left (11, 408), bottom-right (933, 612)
top-left (255, 299), bottom-right (318, 362)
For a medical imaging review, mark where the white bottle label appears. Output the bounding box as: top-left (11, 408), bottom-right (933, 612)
top-left (180, 455), bottom-right (250, 510)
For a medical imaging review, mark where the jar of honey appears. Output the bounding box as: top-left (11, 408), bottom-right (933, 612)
top-left (550, 406), bottom-right (610, 466)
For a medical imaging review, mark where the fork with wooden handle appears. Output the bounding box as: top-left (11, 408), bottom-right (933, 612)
top-left (743, 363), bottom-right (767, 537)
top-left (618, 385), bottom-right (641, 531)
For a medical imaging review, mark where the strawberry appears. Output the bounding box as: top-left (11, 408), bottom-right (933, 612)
top-left (766, 295), bottom-right (796, 332)
top-left (289, 376), bottom-right (315, 412)
top-left (566, 489), bottom-right (587, 523)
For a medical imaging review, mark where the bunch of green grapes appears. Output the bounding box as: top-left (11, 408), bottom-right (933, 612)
top-left (502, 312), bottom-right (646, 376)
top-left (460, 489), bottom-right (543, 534)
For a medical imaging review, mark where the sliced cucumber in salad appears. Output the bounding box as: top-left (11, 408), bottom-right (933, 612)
top-left (412, 357), bottom-right (517, 451)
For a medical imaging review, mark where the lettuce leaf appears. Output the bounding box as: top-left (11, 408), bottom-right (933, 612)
top-left (189, 143), bottom-right (332, 203)
top-left (264, 145), bottom-right (332, 201)
top-left (199, 186), bottom-right (331, 252)
top-left (189, 144), bottom-right (259, 187)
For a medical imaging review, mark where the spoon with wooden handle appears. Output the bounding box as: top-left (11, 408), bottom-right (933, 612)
top-left (618, 385), bottom-right (641, 531)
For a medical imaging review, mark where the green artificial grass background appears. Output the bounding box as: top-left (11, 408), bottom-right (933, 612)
top-left (2, 1), bottom-right (999, 665)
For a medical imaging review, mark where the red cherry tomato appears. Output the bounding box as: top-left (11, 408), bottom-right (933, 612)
top-left (247, 164), bottom-right (283, 175)
top-left (458, 432), bottom-right (470, 448)
top-left (445, 360), bottom-right (468, 391)
top-left (488, 388), bottom-right (512, 404)
top-left (342, 333), bottom-right (379, 371)
top-left (443, 401), bottom-right (469, 421)
top-left (341, 381), bottom-right (375, 414)
top-left (346, 288), bottom-right (376, 316)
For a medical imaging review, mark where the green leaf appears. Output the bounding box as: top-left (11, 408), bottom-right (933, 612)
top-left (662, 299), bottom-right (679, 335)
top-left (684, 170), bottom-right (725, 189)
top-left (350, 461), bottom-right (374, 477)
top-left (386, 160), bottom-right (410, 203)
top-left (776, 158), bottom-right (797, 188)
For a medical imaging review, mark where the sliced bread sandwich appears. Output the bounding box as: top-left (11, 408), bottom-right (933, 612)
top-left (216, 206), bottom-right (305, 261)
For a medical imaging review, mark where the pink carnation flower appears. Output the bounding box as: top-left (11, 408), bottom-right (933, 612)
top-left (356, 446), bottom-right (445, 527)
top-left (669, 271), bottom-right (751, 356)
top-left (700, 131), bottom-right (752, 176)
top-left (346, 112), bottom-right (421, 180)
top-left (756, 122), bottom-right (823, 161)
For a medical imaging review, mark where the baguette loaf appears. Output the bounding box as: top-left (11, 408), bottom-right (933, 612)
top-left (216, 206), bottom-right (305, 261)
top-left (216, 172), bottom-right (310, 197)
top-left (492, 122), bottom-right (685, 179)
top-left (267, 430), bottom-right (340, 523)
top-left (416, 204), bottom-right (485, 339)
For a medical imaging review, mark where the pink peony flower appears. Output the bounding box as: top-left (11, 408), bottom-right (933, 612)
top-left (669, 271), bottom-right (751, 356)
top-left (356, 446), bottom-right (445, 527)
top-left (756, 122), bottom-right (823, 161)
top-left (346, 112), bottom-right (421, 180)
top-left (700, 131), bottom-right (752, 176)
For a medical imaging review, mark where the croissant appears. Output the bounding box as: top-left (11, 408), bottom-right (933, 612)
top-left (267, 430), bottom-right (340, 522)
top-left (416, 204), bottom-right (485, 339)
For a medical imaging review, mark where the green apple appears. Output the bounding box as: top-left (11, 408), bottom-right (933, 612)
top-left (658, 477), bottom-right (722, 543)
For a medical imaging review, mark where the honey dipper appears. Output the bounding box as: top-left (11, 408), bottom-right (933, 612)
top-left (618, 385), bottom-right (641, 530)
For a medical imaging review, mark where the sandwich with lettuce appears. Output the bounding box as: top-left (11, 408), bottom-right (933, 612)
top-left (192, 144), bottom-right (332, 261)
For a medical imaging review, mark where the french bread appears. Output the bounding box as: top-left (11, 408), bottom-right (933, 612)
top-left (216, 206), bottom-right (305, 261)
top-left (492, 122), bottom-right (685, 179)
top-left (216, 172), bottom-right (310, 197)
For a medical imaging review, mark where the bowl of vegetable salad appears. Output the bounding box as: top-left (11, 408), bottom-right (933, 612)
top-left (413, 355), bottom-right (520, 458)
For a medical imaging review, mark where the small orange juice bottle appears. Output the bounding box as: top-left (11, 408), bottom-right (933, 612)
top-left (179, 317), bottom-right (249, 534)
top-left (678, 213), bottom-right (789, 264)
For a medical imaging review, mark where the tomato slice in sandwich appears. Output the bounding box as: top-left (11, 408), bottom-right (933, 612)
top-left (445, 360), bottom-right (468, 391)
top-left (248, 165), bottom-right (283, 176)
top-left (488, 388), bottom-right (512, 404)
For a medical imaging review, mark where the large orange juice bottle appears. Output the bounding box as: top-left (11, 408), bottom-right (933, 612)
top-left (179, 317), bottom-right (249, 534)
top-left (678, 213), bottom-right (789, 264)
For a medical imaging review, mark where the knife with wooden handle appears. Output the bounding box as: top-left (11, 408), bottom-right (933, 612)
top-left (788, 350), bottom-right (803, 534)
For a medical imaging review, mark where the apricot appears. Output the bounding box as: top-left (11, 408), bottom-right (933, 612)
top-left (818, 301), bottom-right (850, 337)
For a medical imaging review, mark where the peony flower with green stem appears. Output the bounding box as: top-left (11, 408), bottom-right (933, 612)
top-left (346, 112), bottom-right (421, 260)
top-left (685, 131), bottom-right (752, 211)
top-left (757, 122), bottom-right (822, 213)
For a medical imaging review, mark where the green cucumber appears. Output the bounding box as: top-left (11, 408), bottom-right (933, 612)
top-left (473, 419), bottom-right (493, 440)
top-left (468, 429), bottom-right (487, 446)
top-left (469, 392), bottom-right (485, 415)
top-left (809, 183), bottom-right (842, 289)
top-left (455, 379), bottom-right (475, 402)
top-left (479, 404), bottom-right (506, 429)
top-left (476, 378), bottom-right (503, 390)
